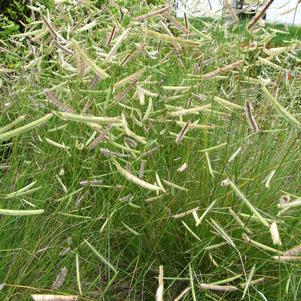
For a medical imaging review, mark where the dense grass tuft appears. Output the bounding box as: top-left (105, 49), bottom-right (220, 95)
top-left (1, 2), bottom-right (301, 300)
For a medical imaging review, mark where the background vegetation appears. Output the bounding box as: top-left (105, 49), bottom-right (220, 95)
top-left (1, 1), bottom-right (301, 301)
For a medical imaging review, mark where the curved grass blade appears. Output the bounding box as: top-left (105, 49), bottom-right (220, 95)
top-left (0, 209), bottom-right (44, 216)
top-left (72, 39), bottom-right (109, 79)
top-left (262, 85), bottom-right (301, 128)
top-left (114, 162), bottom-right (163, 192)
top-left (0, 114), bottom-right (53, 142)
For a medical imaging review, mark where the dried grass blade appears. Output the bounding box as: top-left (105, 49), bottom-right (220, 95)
top-left (45, 89), bottom-right (73, 113)
top-left (182, 221), bottom-right (202, 242)
top-left (258, 57), bottom-right (282, 71)
top-left (189, 264), bottom-right (197, 301)
top-left (239, 277), bottom-right (266, 288)
top-left (245, 100), bottom-right (259, 132)
top-left (174, 287), bottom-right (191, 301)
top-left (214, 96), bottom-right (244, 111)
top-left (74, 50), bottom-right (86, 78)
top-left (143, 97), bottom-right (153, 121)
top-left (211, 274), bottom-right (243, 285)
top-left (192, 209), bottom-right (200, 225)
top-left (75, 20), bottom-right (97, 33)
top-left (210, 218), bottom-right (236, 248)
top-left (156, 265), bottom-right (164, 301)
top-left (134, 6), bottom-right (170, 21)
top-left (205, 152), bottom-right (214, 177)
top-left (120, 43), bottom-right (146, 66)
top-left (72, 39), bottom-right (109, 79)
top-left (122, 222), bottom-right (140, 236)
top-left (248, 0), bottom-right (274, 30)
top-left (0, 114), bottom-right (53, 142)
top-left (89, 126), bottom-right (111, 150)
top-left (176, 122), bottom-right (190, 144)
top-left (242, 265), bottom-right (256, 299)
top-left (177, 162), bottom-right (187, 172)
top-left (199, 283), bottom-right (238, 292)
top-left (115, 162), bottom-right (163, 192)
top-left (243, 234), bottom-right (282, 254)
top-left (5, 187), bottom-right (41, 199)
top-left (160, 21), bottom-right (182, 52)
top-left (201, 60), bottom-right (244, 80)
top-left (31, 295), bottom-right (77, 301)
top-left (45, 138), bottom-right (69, 150)
top-left (41, 15), bottom-right (61, 41)
top-left (223, 179), bottom-right (270, 228)
top-left (5, 181), bottom-right (37, 197)
top-left (105, 25), bottom-right (117, 47)
top-left (75, 254), bottom-right (82, 296)
top-left (105, 28), bottom-right (130, 62)
top-left (196, 201), bottom-right (216, 226)
top-left (173, 207), bottom-right (199, 219)
top-left (184, 12), bottom-right (189, 31)
top-left (114, 79), bottom-right (138, 102)
top-left (228, 146), bottom-right (242, 163)
top-left (84, 239), bottom-right (117, 273)
top-left (264, 169), bottom-right (276, 188)
top-left (114, 68), bottom-right (145, 88)
top-left (270, 221), bottom-right (282, 246)
top-left (123, 126), bottom-right (147, 145)
top-left (262, 85), bottom-right (301, 128)
top-left (283, 244), bottom-right (301, 256)
top-left (168, 104), bottom-right (211, 117)
top-left (273, 256), bottom-right (301, 262)
top-left (142, 29), bottom-right (199, 47)
top-left (0, 208), bottom-right (44, 216)
top-left (162, 179), bottom-right (187, 191)
top-left (156, 173), bottom-right (166, 193)
top-left (175, 121), bottom-right (217, 129)
top-left (60, 112), bottom-right (122, 124)
top-left (0, 115), bottom-right (26, 134)
top-left (52, 40), bottom-right (73, 55)
top-left (200, 142), bottom-right (227, 153)
top-left (229, 208), bottom-right (253, 234)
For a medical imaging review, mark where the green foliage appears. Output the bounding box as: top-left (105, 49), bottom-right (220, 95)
top-left (1, 3), bottom-right (301, 300)
top-left (0, 14), bottom-right (22, 70)
top-left (0, 0), bottom-right (31, 27)
top-left (0, 0), bottom-right (54, 30)
top-left (0, 15), bottom-right (20, 40)
top-left (146, 0), bottom-right (165, 4)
